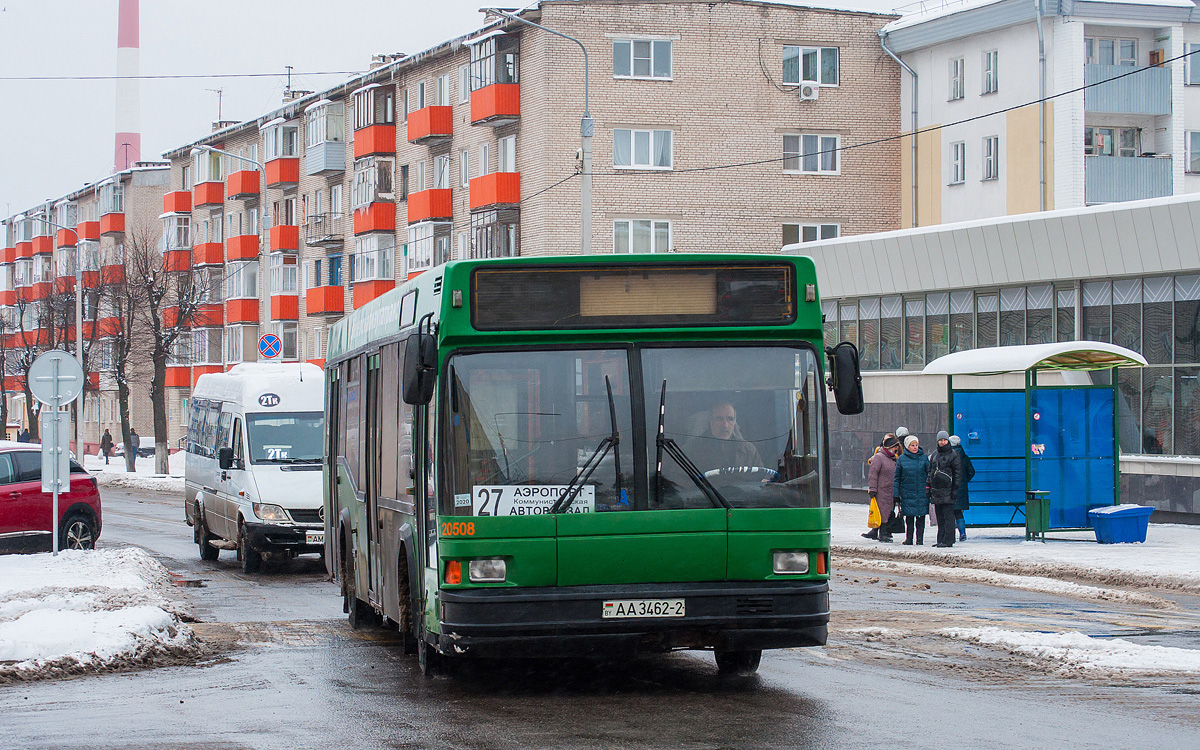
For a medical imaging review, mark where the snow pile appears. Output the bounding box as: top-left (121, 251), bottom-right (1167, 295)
top-left (84, 452), bottom-right (185, 494)
top-left (940, 627), bottom-right (1200, 675)
top-left (0, 548), bottom-right (199, 681)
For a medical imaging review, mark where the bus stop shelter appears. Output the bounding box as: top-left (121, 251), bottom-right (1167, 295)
top-left (923, 342), bottom-right (1147, 538)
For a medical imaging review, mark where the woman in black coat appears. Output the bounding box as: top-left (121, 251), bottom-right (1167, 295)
top-left (927, 430), bottom-right (963, 548)
top-left (950, 435), bottom-right (975, 541)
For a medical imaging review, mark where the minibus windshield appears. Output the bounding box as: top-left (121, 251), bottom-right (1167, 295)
top-left (246, 411), bottom-right (324, 464)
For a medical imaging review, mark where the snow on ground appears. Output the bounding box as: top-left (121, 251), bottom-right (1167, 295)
top-left (939, 627), bottom-right (1200, 675)
top-left (0, 548), bottom-right (199, 681)
top-left (831, 502), bottom-right (1200, 592)
top-left (84, 451), bottom-right (185, 494)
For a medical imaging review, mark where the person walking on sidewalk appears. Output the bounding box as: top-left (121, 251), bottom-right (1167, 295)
top-left (130, 428), bottom-right (140, 457)
top-left (894, 435), bottom-right (929, 545)
top-left (867, 435), bottom-right (901, 542)
top-left (928, 430), bottom-right (964, 548)
top-left (862, 433), bottom-right (896, 540)
top-left (950, 434), bottom-right (975, 541)
top-left (100, 429), bottom-right (113, 465)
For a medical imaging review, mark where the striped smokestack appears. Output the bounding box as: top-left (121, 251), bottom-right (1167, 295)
top-left (114, 0), bottom-right (140, 171)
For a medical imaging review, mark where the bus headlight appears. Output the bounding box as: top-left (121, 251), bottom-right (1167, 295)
top-left (773, 551), bottom-right (810, 575)
top-left (468, 558), bottom-right (507, 583)
top-left (253, 503), bottom-right (288, 522)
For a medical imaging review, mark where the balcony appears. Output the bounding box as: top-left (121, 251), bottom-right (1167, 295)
top-left (55, 277), bottom-right (75, 294)
top-left (226, 298), bottom-right (259, 323)
top-left (1, 246), bottom-right (14, 263)
top-left (99, 213), bottom-right (125, 236)
top-left (55, 229), bottom-right (77, 248)
top-left (193, 242), bottom-right (223, 265)
top-left (353, 124), bottom-right (396, 159)
top-left (1084, 64), bottom-right (1171, 116)
top-left (266, 157), bottom-right (300, 187)
top-left (471, 83), bottom-right (520, 126)
top-left (226, 234), bottom-right (259, 261)
top-left (100, 264), bottom-right (125, 284)
top-left (195, 304), bottom-right (224, 327)
top-left (0, 290), bottom-right (14, 306)
top-left (352, 279), bottom-right (395, 309)
top-left (16, 242), bottom-right (32, 259)
top-left (76, 221), bottom-right (99, 241)
top-left (303, 214), bottom-right (344, 247)
top-left (407, 106), bottom-right (453, 144)
top-left (305, 143), bottom-right (345, 176)
top-left (194, 181), bottom-right (224, 207)
top-left (1085, 155), bottom-right (1172, 204)
top-left (407, 189), bottom-right (453, 223)
top-left (32, 236), bottom-right (53, 255)
top-left (353, 203), bottom-right (395, 235)
top-left (31, 281), bottom-right (51, 300)
top-left (306, 285), bottom-right (344, 314)
top-left (269, 224), bottom-right (299, 251)
top-left (82, 269), bottom-right (100, 287)
top-left (163, 191), bottom-right (191, 214)
top-left (469, 172), bottom-right (520, 211)
top-left (165, 367), bottom-right (191, 388)
top-left (163, 249), bottom-right (191, 272)
top-left (270, 295), bottom-right (299, 320)
top-left (227, 170), bottom-right (260, 199)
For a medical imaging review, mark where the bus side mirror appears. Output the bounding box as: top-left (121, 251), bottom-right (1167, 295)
top-left (826, 341), bottom-right (864, 415)
top-left (218, 446), bottom-right (235, 470)
top-left (402, 332), bottom-right (438, 405)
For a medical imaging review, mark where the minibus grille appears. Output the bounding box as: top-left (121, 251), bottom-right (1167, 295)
top-left (288, 509), bottom-right (323, 524)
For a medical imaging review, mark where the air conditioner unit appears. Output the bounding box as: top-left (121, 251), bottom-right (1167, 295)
top-left (799, 82), bottom-right (820, 101)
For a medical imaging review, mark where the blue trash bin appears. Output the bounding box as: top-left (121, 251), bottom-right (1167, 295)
top-left (1088, 504), bottom-right (1154, 544)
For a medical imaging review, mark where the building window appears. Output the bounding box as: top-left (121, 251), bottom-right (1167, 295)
top-left (225, 326), bottom-right (244, 363)
top-left (352, 86), bottom-right (394, 130)
top-left (99, 182), bottom-right (124, 215)
top-left (1188, 44), bottom-right (1200, 84)
top-left (459, 65), bottom-right (470, 102)
top-left (1085, 127), bottom-right (1137, 157)
top-left (498, 136), bottom-right (516, 172)
top-left (351, 233), bottom-right (395, 282)
top-left (784, 134), bottom-right (839, 174)
top-left (613, 128), bottom-right (672, 170)
top-left (351, 157), bottom-right (394, 209)
top-left (782, 46), bottom-right (838, 86)
top-left (433, 155), bottom-right (450, 190)
top-left (982, 50), bottom-right (998, 94)
top-left (460, 149), bottom-right (469, 187)
top-left (194, 149), bottom-right (223, 183)
top-left (436, 74), bottom-right (451, 106)
top-left (304, 103), bottom-right (344, 149)
top-left (470, 209), bottom-right (519, 259)
top-left (613, 219), bottom-right (670, 253)
top-left (269, 253), bottom-right (298, 294)
top-left (415, 161), bottom-right (427, 193)
top-left (396, 166), bottom-right (407, 201)
top-left (949, 57), bottom-right (965, 100)
top-left (479, 143), bottom-right (490, 177)
top-left (982, 136), bottom-right (1000, 180)
top-left (274, 321), bottom-right (298, 361)
top-left (407, 222), bottom-right (451, 272)
top-left (950, 141), bottom-right (966, 184)
top-left (225, 260), bottom-right (258, 299)
top-left (163, 216), bottom-right (190, 250)
top-left (782, 223), bottom-right (838, 245)
top-left (613, 38), bottom-right (672, 79)
top-left (470, 35), bottom-right (519, 90)
top-left (328, 254), bottom-right (343, 286)
top-left (1085, 37), bottom-right (1137, 66)
top-left (1188, 132), bottom-right (1200, 173)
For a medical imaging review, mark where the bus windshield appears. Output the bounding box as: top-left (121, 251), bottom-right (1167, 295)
top-left (246, 411), bottom-right (324, 464)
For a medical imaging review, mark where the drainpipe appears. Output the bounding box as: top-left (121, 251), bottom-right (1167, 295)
top-left (880, 31), bottom-right (919, 227)
top-left (1035, 0), bottom-right (1048, 211)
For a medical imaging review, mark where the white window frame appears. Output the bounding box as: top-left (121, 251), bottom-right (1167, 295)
top-left (269, 253), bottom-right (298, 294)
top-left (436, 74), bottom-right (451, 106)
top-left (1187, 131), bottom-right (1200, 173)
top-left (225, 260), bottom-right (258, 299)
top-left (613, 128), bottom-right (673, 170)
top-left (498, 136), bottom-right (517, 173)
top-left (351, 233), bottom-right (395, 282)
top-left (950, 141), bottom-right (966, 184)
top-left (330, 184), bottom-right (343, 217)
top-left (1188, 43), bottom-right (1200, 84)
top-left (783, 223), bottom-right (840, 244)
top-left (225, 326), bottom-right (244, 363)
top-left (304, 103), bottom-right (344, 149)
top-left (613, 219), bottom-right (671, 253)
top-left (433, 155), bottom-right (450, 190)
top-left (612, 38), bottom-right (673, 80)
top-left (459, 65), bottom-right (471, 103)
top-left (194, 149), bottom-right (224, 183)
top-left (783, 133), bottom-right (840, 175)
top-left (782, 45), bottom-right (839, 86)
top-left (479, 144), bottom-right (490, 177)
top-left (982, 50), bottom-right (998, 94)
top-left (460, 149), bottom-right (469, 187)
top-left (406, 221), bottom-right (451, 273)
top-left (949, 57), bottom-right (965, 101)
top-left (982, 135), bottom-right (1000, 180)
top-left (273, 321), bottom-right (298, 361)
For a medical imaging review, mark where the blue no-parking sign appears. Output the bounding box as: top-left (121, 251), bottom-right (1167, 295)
top-left (258, 333), bottom-right (282, 359)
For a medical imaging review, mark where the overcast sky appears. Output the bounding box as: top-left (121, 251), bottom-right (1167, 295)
top-left (0, 0), bottom-right (902, 219)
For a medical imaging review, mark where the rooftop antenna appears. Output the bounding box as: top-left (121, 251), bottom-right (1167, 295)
top-left (206, 88), bottom-right (224, 121)
top-left (284, 65), bottom-right (294, 98)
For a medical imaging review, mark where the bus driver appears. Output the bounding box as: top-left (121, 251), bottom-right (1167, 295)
top-left (684, 402), bottom-right (764, 473)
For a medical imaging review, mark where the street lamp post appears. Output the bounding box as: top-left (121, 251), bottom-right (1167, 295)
top-left (483, 9), bottom-right (592, 255)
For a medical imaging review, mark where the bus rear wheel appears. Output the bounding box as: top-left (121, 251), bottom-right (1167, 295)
top-left (715, 649), bottom-right (762, 676)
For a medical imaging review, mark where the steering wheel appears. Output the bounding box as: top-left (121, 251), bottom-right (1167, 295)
top-left (703, 466), bottom-right (780, 482)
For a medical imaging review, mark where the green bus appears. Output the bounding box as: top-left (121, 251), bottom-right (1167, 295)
top-left (323, 254), bottom-right (862, 675)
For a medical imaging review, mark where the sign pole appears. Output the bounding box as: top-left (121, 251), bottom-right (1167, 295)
top-left (51, 357), bottom-right (60, 556)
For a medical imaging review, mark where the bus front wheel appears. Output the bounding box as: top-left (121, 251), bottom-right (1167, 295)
top-left (715, 649), bottom-right (762, 676)
top-left (416, 628), bottom-right (442, 677)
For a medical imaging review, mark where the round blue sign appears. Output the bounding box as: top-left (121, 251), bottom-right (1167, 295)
top-left (258, 333), bottom-right (282, 359)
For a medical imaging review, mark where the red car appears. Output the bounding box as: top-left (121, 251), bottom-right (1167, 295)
top-left (0, 441), bottom-right (102, 553)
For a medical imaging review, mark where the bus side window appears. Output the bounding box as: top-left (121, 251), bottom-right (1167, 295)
top-left (231, 417), bottom-right (244, 468)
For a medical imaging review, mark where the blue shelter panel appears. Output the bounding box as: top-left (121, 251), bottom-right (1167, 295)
top-left (952, 390), bottom-right (1026, 526)
top-left (1030, 388), bottom-right (1116, 528)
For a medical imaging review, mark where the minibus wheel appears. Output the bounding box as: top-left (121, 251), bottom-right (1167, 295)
top-left (238, 522), bottom-right (262, 573)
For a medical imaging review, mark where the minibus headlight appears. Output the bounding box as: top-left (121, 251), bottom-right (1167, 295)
top-left (253, 503), bottom-right (288, 522)
top-left (773, 551), bottom-right (810, 575)
top-left (468, 558), bottom-right (507, 583)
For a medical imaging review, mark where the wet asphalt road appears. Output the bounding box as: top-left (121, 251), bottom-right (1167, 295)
top-left (1, 487), bottom-right (1198, 749)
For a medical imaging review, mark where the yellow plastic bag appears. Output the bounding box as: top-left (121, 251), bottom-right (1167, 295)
top-left (868, 497), bottom-right (882, 528)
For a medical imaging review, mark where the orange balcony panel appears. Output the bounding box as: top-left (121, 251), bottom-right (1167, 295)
top-left (16, 242), bottom-right (32, 259)
top-left (196, 304), bottom-right (224, 327)
top-left (193, 242), bottom-right (223, 265)
top-left (353, 279), bottom-right (395, 309)
top-left (270, 295), bottom-right (299, 320)
top-left (306, 358), bottom-right (325, 369)
top-left (353, 124), bottom-right (396, 158)
top-left (86, 372), bottom-right (100, 388)
top-left (163, 249), bottom-right (190, 272)
top-left (87, 316), bottom-right (121, 338)
top-left (100, 213), bottom-right (125, 236)
top-left (269, 224), bottom-right (299, 251)
top-left (226, 298), bottom-right (259, 323)
top-left (306, 285), bottom-right (344, 314)
top-left (55, 229), bottom-right (77, 248)
top-left (165, 366), bottom-right (191, 388)
top-left (11, 329), bottom-right (49, 348)
top-left (353, 203), bottom-right (395, 235)
top-left (407, 106), bottom-right (453, 143)
top-left (1, 247), bottom-right (14, 263)
top-left (471, 83), bottom-right (521, 125)
top-left (16, 286), bottom-right (32, 303)
top-left (162, 306), bottom-right (180, 328)
top-left (226, 234), bottom-right (259, 260)
top-left (76, 221), bottom-right (99, 241)
top-left (55, 277), bottom-right (76, 294)
top-left (469, 172), bottom-right (521, 210)
top-left (163, 190), bottom-right (192, 214)
top-left (32, 236), bottom-right (53, 255)
top-left (100, 264), bottom-right (125, 284)
top-left (227, 170), bottom-right (260, 198)
top-left (194, 181), bottom-right (224, 207)
top-left (407, 189), bottom-right (453, 224)
top-left (82, 270), bottom-right (101, 287)
top-left (32, 282), bottom-right (51, 300)
top-left (265, 157), bottom-right (299, 187)
top-left (193, 365), bottom-right (223, 379)
top-left (0, 290), bottom-right (13, 305)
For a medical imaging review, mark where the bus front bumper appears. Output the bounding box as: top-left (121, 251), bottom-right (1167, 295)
top-left (243, 522), bottom-right (325, 555)
top-left (437, 580), bottom-right (828, 658)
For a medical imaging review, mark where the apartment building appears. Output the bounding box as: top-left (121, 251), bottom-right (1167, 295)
top-left (153, 0), bottom-right (902, 442)
top-left (0, 163), bottom-right (167, 449)
top-left (881, 0), bottom-right (1200, 226)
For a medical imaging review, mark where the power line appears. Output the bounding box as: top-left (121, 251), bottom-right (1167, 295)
top-left (0, 71), bottom-right (363, 81)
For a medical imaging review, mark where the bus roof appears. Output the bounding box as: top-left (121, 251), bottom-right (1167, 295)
top-left (192, 363), bottom-right (324, 410)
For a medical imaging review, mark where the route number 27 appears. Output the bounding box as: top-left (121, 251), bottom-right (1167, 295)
top-left (475, 487), bottom-right (504, 516)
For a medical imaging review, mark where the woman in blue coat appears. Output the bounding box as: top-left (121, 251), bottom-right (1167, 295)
top-left (893, 435), bottom-right (930, 545)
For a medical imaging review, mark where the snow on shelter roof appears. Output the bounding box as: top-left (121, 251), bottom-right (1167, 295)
top-left (923, 342), bottom-right (1148, 376)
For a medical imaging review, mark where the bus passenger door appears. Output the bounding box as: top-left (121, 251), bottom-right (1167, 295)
top-left (365, 353), bottom-right (383, 606)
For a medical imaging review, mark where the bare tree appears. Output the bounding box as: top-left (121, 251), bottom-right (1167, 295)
top-left (105, 242), bottom-right (146, 473)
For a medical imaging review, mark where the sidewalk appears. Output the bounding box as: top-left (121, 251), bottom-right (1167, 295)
top-left (831, 502), bottom-right (1200, 592)
top-left (84, 452), bottom-right (185, 493)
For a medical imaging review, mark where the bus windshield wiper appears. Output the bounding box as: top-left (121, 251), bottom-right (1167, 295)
top-left (654, 380), bottom-right (730, 510)
top-left (551, 376), bottom-right (622, 514)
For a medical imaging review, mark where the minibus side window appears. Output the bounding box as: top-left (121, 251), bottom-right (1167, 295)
top-left (231, 417), bottom-right (245, 469)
